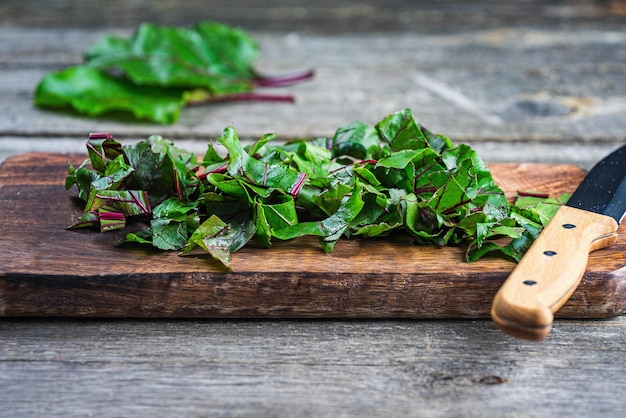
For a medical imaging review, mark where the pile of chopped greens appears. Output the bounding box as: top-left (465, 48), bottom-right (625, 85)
top-left (66, 108), bottom-right (567, 268)
top-left (34, 21), bottom-right (313, 124)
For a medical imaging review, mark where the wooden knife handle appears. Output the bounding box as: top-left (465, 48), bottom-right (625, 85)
top-left (491, 205), bottom-right (619, 341)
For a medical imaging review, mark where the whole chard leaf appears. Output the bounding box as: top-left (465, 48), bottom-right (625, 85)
top-left (34, 66), bottom-right (185, 124)
top-left (67, 108), bottom-right (567, 268)
top-left (34, 21), bottom-right (313, 124)
top-left (85, 22), bottom-right (258, 94)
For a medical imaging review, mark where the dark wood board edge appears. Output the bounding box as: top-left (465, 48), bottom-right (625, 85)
top-left (2, 268), bottom-right (624, 319)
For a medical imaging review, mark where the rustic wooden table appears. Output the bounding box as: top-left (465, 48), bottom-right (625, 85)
top-left (1, 1), bottom-right (625, 416)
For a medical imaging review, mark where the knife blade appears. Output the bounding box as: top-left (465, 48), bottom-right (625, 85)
top-left (491, 143), bottom-right (626, 341)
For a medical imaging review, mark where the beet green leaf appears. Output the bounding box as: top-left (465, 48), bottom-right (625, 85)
top-left (34, 21), bottom-right (313, 124)
top-left (85, 22), bottom-right (258, 93)
top-left (34, 66), bottom-right (186, 124)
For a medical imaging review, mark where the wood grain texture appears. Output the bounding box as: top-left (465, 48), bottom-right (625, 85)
top-left (4, 0), bottom-right (626, 33)
top-left (1, 318), bottom-right (625, 418)
top-left (1, 153), bottom-right (625, 319)
top-left (2, 23), bottom-right (626, 151)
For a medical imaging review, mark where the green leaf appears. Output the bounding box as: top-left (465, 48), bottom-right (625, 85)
top-left (120, 228), bottom-right (153, 246)
top-left (259, 197), bottom-right (298, 230)
top-left (311, 183), bottom-right (353, 216)
top-left (273, 180), bottom-right (365, 252)
top-left (513, 193), bottom-right (568, 225)
top-left (85, 22), bottom-right (258, 94)
top-left (153, 196), bottom-right (199, 219)
top-left (85, 136), bottom-right (125, 173)
top-left (202, 141), bottom-right (227, 166)
top-left (181, 215), bottom-right (232, 266)
top-left (67, 210), bottom-right (101, 229)
top-left (91, 155), bottom-right (134, 191)
top-left (253, 195), bottom-right (298, 247)
top-left (426, 174), bottom-right (469, 214)
top-left (376, 149), bottom-right (433, 170)
top-left (247, 133), bottom-right (278, 156)
top-left (217, 126), bottom-right (308, 197)
top-left (34, 66), bottom-right (185, 124)
top-left (65, 159), bottom-right (99, 201)
top-left (182, 214), bottom-right (256, 269)
top-left (123, 140), bottom-right (181, 206)
top-left (376, 108), bottom-right (453, 153)
top-left (332, 121), bottom-right (381, 160)
top-left (84, 189), bottom-right (151, 218)
top-left (151, 218), bottom-right (190, 251)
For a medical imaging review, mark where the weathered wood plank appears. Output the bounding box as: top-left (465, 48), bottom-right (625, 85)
top-left (0, 318), bottom-right (625, 417)
top-left (3, 0), bottom-right (626, 33)
top-left (1, 25), bottom-right (625, 147)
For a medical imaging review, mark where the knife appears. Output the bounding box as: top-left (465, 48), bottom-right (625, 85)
top-left (491, 144), bottom-right (626, 341)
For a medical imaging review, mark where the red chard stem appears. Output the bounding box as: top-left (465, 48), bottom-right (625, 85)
top-left (290, 173), bottom-right (308, 198)
top-left (518, 191), bottom-right (550, 198)
top-left (98, 211), bottom-right (125, 221)
top-left (89, 132), bottom-right (113, 140)
top-left (254, 69), bottom-right (314, 88)
top-left (188, 93), bottom-right (295, 105)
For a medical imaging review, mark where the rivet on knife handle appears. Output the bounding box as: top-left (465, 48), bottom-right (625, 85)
top-left (491, 205), bottom-right (618, 341)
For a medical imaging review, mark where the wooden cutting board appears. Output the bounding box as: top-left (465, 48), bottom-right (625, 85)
top-left (1, 152), bottom-right (625, 318)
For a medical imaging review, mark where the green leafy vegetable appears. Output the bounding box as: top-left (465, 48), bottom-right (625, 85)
top-left (34, 66), bottom-right (186, 124)
top-left (34, 21), bottom-right (313, 124)
top-left (66, 108), bottom-right (567, 268)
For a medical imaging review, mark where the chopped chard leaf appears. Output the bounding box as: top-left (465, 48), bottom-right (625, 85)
top-left (66, 108), bottom-right (566, 268)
